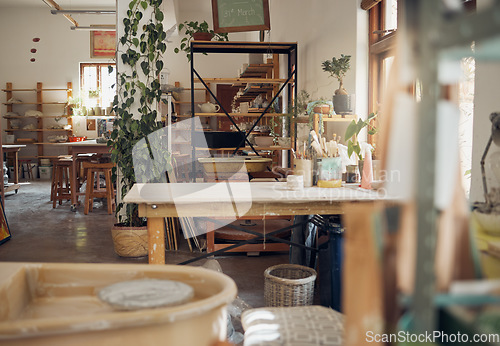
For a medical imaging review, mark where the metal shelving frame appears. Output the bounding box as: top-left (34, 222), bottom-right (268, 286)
top-left (189, 41), bottom-right (298, 180)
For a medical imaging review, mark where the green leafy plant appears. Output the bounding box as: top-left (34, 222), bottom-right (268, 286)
top-left (174, 20), bottom-right (228, 61)
top-left (66, 96), bottom-right (83, 116)
top-left (345, 112), bottom-right (377, 161)
top-left (109, 0), bottom-right (168, 227)
top-left (296, 89), bottom-right (311, 116)
top-left (88, 90), bottom-right (100, 98)
top-left (306, 99), bottom-right (333, 135)
top-left (321, 54), bottom-right (351, 95)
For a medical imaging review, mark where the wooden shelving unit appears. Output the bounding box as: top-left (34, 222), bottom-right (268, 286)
top-left (2, 82), bottom-right (73, 164)
top-left (188, 42), bottom-right (297, 165)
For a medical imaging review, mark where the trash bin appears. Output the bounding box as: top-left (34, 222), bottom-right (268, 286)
top-left (317, 215), bottom-right (344, 312)
top-left (264, 264), bottom-right (317, 307)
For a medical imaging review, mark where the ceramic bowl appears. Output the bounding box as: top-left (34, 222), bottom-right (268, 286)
top-left (473, 209), bottom-right (500, 235)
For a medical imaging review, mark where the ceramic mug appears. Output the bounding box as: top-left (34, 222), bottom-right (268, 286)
top-left (240, 102), bottom-right (249, 114)
top-left (294, 159), bottom-right (312, 187)
top-left (287, 175), bottom-right (304, 190)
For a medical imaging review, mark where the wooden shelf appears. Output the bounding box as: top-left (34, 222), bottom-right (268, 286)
top-left (35, 142), bottom-right (71, 145)
top-left (5, 129), bottom-right (71, 132)
top-left (195, 77), bottom-right (292, 84)
top-left (2, 88), bottom-right (69, 91)
top-left (173, 101), bottom-right (205, 104)
top-left (4, 115), bottom-right (70, 119)
top-left (196, 146), bottom-right (291, 151)
top-left (4, 183), bottom-right (20, 194)
top-left (177, 113), bottom-right (286, 118)
top-left (240, 64), bottom-right (274, 78)
top-left (2, 102), bottom-right (67, 105)
top-left (3, 82), bottom-right (73, 171)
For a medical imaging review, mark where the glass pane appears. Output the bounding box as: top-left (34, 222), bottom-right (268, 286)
top-left (380, 56), bottom-right (395, 108)
top-left (384, 0), bottom-right (398, 32)
top-left (100, 65), bottom-right (116, 108)
top-left (82, 66), bottom-right (98, 107)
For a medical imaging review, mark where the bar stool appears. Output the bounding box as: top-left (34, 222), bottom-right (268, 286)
top-left (81, 162), bottom-right (115, 215)
top-left (18, 159), bottom-right (34, 181)
top-left (52, 158), bottom-right (73, 208)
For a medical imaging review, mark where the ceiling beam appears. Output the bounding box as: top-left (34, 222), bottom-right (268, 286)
top-left (42, 0), bottom-right (79, 27)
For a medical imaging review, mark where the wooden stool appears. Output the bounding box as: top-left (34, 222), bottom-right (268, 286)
top-left (52, 159), bottom-right (73, 208)
top-left (18, 159), bottom-right (34, 181)
top-left (82, 162), bottom-right (115, 215)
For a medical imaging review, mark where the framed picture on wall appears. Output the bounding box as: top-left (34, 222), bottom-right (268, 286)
top-left (0, 198), bottom-right (11, 246)
top-left (90, 29), bottom-right (116, 58)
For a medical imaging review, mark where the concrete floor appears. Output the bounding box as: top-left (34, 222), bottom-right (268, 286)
top-left (0, 180), bottom-right (290, 308)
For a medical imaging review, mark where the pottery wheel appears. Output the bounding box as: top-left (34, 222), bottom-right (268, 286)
top-left (98, 279), bottom-right (194, 310)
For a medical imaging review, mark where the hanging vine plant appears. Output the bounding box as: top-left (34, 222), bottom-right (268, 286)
top-left (109, 0), bottom-right (168, 227)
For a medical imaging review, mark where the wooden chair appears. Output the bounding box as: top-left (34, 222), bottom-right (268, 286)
top-left (81, 162), bottom-right (115, 215)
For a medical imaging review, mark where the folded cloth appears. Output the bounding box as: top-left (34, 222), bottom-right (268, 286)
top-left (242, 306), bottom-right (344, 346)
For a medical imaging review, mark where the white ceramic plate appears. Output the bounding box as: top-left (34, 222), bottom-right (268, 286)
top-left (98, 279), bottom-right (194, 310)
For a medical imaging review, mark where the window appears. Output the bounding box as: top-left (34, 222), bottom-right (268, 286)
top-left (80, 63), bottom-right (116, 109)
top-left (365, 0), bottom-right (476, 194)
top-left (365, 0), bottom-right (398, 150)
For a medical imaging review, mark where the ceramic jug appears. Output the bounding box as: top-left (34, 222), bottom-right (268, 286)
top-left (198, 102), bottom-right (220, 113)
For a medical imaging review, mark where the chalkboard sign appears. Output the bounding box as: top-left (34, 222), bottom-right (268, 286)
top-left (212, 0), bottom-right (270, 33)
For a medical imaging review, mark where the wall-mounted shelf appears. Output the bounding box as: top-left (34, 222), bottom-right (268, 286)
top-left (2, 82), bottom-right (73, 164)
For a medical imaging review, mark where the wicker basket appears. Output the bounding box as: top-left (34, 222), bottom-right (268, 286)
top-left (111, 225), bottom-right (148, 257)
top-left (264, 264), bottom-right (317, 307)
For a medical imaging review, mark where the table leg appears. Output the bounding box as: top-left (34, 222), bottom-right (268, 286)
top-left (148, 217), bottom-right (165, 264)
top-left (13, 151), bottom-right (19, 184)
top-left (70, 153), bottom-right (78, 210)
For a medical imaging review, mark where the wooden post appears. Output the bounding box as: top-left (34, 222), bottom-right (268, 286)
top-left (343, 203), bottom-right (384, 346)
top-left (148, 217), bottom-right (165, 264)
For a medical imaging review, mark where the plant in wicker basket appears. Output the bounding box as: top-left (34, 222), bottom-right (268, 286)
top-left (108, 0), bottom-right (169, 256)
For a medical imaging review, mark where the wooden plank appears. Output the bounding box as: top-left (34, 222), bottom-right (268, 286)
top-left (37, 82), bottom-right (43, 160)
top-left (343, 203), bottom-right (384, 346)
top-left (195, 78), bottom-right (292, 84)
top-left (211, 242), bottom-right (289, 253)
top-left (139, 200), bottom-right (345, 218)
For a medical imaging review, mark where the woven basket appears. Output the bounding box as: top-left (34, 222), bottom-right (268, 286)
top-left (111, 225), bottom-right (148, 258)
top-left (264, 264), bottom-right (317, 307)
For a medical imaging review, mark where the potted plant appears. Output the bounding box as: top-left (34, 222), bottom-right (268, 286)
top-left (174, 20), bottom-right (229, 61)
top-left (108, 0), bottom-right (169, 257)
top-left (88, 90), bottom-right (100, 99)
top-left (321, 54), bottom-right (353, 114)
top-left (66, 96), bottom-right (84, 116)
top-left (344, 112), bottom-right (377, 163)
top-left (306, 99), bottom-right (333, 135)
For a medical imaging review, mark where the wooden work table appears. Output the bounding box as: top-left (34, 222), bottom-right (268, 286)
top-left (123, 182), bottom-right (388, 264)
top-left (1, 144), bottom-right (26, 198)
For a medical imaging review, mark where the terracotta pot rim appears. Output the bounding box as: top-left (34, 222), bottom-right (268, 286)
top-left (192, 32), bottom-right (213, 41)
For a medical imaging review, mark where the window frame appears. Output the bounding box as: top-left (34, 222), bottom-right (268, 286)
top-left (79, 62), bottom-right (116, 107)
